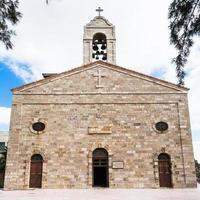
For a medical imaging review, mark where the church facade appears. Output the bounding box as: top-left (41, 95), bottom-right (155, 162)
top-left (4, 11), bottom-right (197, 189)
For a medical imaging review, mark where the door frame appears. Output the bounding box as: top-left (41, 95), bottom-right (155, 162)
top-left (92, 148), bottom-right (109, 187)
top-left (29, 154), bottom-right (43, 188)
top-left (158, 153), bottom-right (173, 188)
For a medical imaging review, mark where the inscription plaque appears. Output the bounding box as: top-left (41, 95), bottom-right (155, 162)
top-left (88, 126), bottom-right (112, 134)
top-left (112, 161), bottom-right (124, 169)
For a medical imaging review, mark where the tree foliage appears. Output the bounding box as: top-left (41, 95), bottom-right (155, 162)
top-left (169, 0), bottom-right (200, 86)
top-left (0, 146), bottom-right (7, 173)
top-left (0, 0), bottom-right (51, 50)
top-left (0, 0), bottom-right (22, 49)
top-left (0, 146), bottom-right (7, 188)
top-left (195, 159), bottom-right (200, 183)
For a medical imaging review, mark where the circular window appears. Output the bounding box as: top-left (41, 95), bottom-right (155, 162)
top-left (32, 122), bottom-right (45, 132)
top-left (155, 121), bottom-right (168, 132)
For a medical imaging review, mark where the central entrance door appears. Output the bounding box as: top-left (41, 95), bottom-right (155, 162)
top-left (158, 153), bottom-right (172, 188)
top-left (92, 148), bottom-right (109, 187)
top-left (29, 154), bottom-right (43, 188)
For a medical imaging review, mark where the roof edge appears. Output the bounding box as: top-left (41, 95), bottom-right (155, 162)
top-left (12, 61), bottom-right (189, 93)
top-left (85, 16), bottom-right (114, 27)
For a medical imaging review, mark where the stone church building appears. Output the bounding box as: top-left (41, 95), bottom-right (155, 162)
top-left (4, 10), bottom-right (196, 189)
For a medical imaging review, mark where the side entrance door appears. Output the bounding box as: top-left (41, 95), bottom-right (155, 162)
top-left (29, 154), bottom-right (43, 188)
top-left (158, 153), bottom-right (172, 187)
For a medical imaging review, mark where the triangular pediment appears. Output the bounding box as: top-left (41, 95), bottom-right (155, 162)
top-left (13, 61), bottom-right (188, 94)
top-left (85, 16), bottom-right (113, 27)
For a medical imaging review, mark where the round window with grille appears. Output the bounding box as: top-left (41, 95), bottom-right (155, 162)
top-left (32, 122), bottom-right (45, 132)
top-left (155, 121), bottom-right (168, 132)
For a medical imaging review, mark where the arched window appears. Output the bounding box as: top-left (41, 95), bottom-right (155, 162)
top-left (92, 148), bottom-right (109, 187)
top-left (31, 154), bottom-right (43, 161)
top-left (92, 33), bottom-right (107, 61)
top-left (93, 148), bottom-right (108, 158)
top-left (29, 154), bottom-right (43, 188)
top-left (158, 153), bottom-right (170, 160)
top-left (158, 153), bottom-right (172, 187)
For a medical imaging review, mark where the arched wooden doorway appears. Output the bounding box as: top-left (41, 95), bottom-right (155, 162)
top-left (29, 154), bottom-right (43, 188)
top-left (158, 153), bottom-right (172, 188)
top-left (92, 148), bottom-right (109, 187)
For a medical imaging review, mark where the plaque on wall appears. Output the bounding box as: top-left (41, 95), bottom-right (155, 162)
top-left (112, 161), bottom-right (124, 169)
top-left (88, 126), bottom-right (112, 134)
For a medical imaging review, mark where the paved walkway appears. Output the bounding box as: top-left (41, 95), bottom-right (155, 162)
top-left (0, 185), bottom-right (200, 200)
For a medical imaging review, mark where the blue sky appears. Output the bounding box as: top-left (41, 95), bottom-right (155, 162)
top-left (0, 61), bottom-right (24, 107)
top-left (150, 68), bottom-right (166, 80)
top-left (0, 61), bottom-right (25, 130)
top-left (0, 0), bottom-right (199, 162)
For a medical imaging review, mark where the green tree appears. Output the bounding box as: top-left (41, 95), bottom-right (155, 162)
top-left (0, 0), bottom-right (22, 49)
top-left (168, 0), bottom-right (200, 86)
top-left (0, 0), bottom-right (50, 50)
top-left (0, 147), bottom-right (7, 173)
top-left (195, 159), bottom-right (200, 183)
top-left (0, 146), bottom-right (7, 188)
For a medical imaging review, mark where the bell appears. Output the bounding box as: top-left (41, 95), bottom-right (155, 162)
top-left (93, 45), bottom-right (98, 51)
top-left (102, 54), bottom-right (107, 60)
top-left (101, 51), bottom-right (104, 54)
top-left (92, 53), bottom-right (95, 58)
top-left (96, 51), bottom-right (100, 55)
top-left (98, 39), bottom-right (102, 44)
top-left (96, 56), bottom-right (99, 60)
top-left (101, 44), bottom-right (106, 50)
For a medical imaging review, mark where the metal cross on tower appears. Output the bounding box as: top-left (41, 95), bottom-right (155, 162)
top-left (96, 7), bottom-right (103, 16)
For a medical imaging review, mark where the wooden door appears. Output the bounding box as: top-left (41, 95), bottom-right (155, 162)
top-left (29, 154), bottom-right (43, 188)
top-left (158, 153), bottom-right (172, 187)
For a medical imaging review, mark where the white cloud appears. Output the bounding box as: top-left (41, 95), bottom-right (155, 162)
top-left (1, 58), bottom-right (35, 83)
top-left (0, 0), bottom-right (177, 80)
top-left (184, 40), bottom-right (200, 132)
top-left (0, 107), bottom-right (11, 126)
top-left (193, 141), bottom-right (200, 162)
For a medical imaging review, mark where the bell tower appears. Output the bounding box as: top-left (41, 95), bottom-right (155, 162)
top-left (83, 7), bottom-right (116, 64)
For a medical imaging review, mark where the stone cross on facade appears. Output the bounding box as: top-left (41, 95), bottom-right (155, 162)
top-left (96, 7), bottom-right (103, 17)
top-left (93, 68), bottom-right (106, 88)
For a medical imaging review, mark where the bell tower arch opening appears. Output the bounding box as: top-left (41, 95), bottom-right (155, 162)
top-left (92, 33), bottom-right (107, 61)
top-left (83, 7), bottom-right (116, 64)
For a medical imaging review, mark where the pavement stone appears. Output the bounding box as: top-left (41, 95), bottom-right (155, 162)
top-left (0, 184), bottom-right (199, 200)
